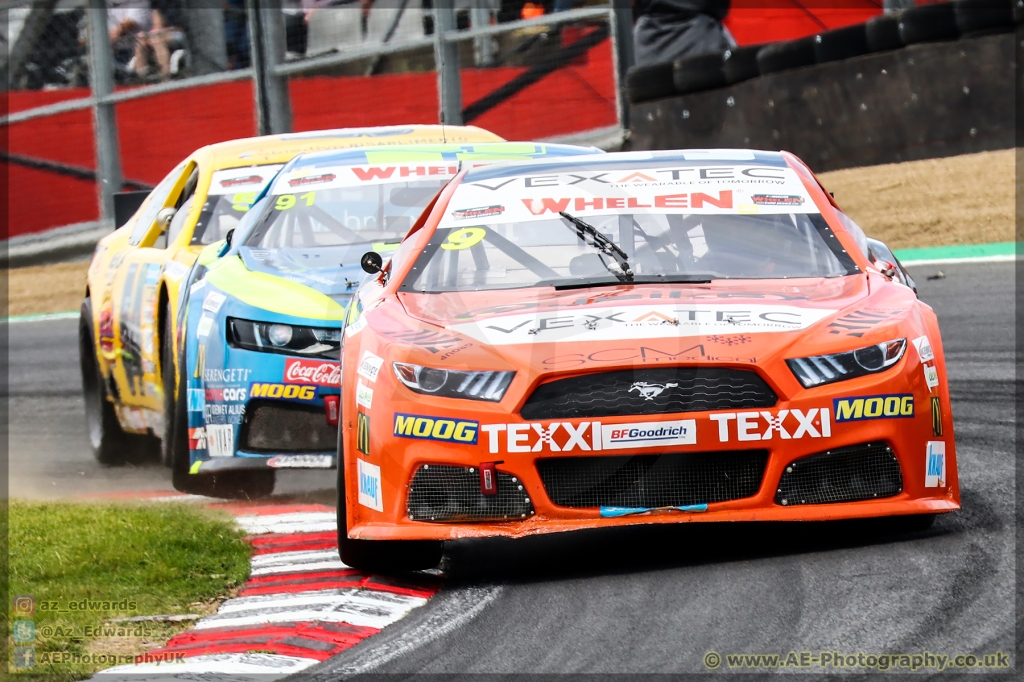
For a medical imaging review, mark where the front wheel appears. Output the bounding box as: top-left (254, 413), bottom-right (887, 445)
top-left (80, 298), bottom-right (157, 465)
top-left (166, 326), bottom-right (275, 499)
top-left (336, 455), bottom-right (442, 573)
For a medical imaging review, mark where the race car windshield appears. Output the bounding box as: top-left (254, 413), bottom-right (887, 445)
top-left (403, 212), bottom-right (859, 293)
top-left (192, 165), bottom-right (285, 245)
top-left (243, 179), bottom-right (447, 249)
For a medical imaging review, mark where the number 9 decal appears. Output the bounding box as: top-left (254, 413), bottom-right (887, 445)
top-left (275, 195), bottom-right (296, 211)
top-left (441, 227), bottom-right (487, 251)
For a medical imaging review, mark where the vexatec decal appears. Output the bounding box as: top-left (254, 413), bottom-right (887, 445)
top-left (448, 304), bottom-right (836, 346)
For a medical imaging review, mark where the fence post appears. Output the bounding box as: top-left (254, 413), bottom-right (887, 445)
top-left (433, 0), bottom-right (463, 126)
top-left (85, 0), bottom-right (123, 223)
top-left (247, 0), bottom-right (293, 135)
top-left (184, 8), bottom-right (228, 75)
top-left (470, 3), bottom-right (496, 67)
top-left (609, 0), bottom-right (635, 132)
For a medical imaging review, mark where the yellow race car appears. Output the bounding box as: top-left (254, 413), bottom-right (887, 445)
top-left (79, 125), bottom-right (502, 466)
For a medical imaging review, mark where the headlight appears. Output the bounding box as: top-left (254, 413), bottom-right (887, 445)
top-left (392, 362), bottom-right (515, 402)
top-left (228, 318), bottom-right (341, 359)
top-left (787, 338), bottom-right (907, 388)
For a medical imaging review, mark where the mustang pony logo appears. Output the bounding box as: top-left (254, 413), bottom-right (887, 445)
top-left (629, 382), bottom-right (679, 400)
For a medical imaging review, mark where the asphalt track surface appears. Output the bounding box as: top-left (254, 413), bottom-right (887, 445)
top-left (6, 261), bottom-right (1016, 674)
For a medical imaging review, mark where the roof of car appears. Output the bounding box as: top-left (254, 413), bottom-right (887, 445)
top-left (287, 142), bottom-right (603, 169)
top-left (460, 149), bottom-right (791, 183)
top-left (199, 125), bottom-right (505, 169)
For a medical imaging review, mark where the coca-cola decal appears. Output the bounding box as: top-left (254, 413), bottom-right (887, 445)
top-left (284, 358), bottom-right (341, 387)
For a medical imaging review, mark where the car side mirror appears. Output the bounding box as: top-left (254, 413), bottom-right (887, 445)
top-left (877, 260), bottom-right (898, 279)
top-left (156, 207), bottom-right (177, 232)
top-left (361, 251), bottom-right (383, 274)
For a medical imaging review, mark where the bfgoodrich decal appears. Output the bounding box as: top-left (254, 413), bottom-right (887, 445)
top-left (449, 304), bottom-right (836, 346)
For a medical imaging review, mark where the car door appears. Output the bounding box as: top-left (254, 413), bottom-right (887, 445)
top-left (110, 161), bottom-right (195, 413)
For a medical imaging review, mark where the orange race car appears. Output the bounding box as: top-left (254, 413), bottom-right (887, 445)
top-left (335, 149), bottom-right (958, 571)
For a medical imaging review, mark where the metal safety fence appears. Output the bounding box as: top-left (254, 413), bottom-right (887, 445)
top-left (2, 0), bottom-right (633, 240)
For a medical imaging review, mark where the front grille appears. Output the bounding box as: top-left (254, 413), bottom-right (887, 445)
top-left (520, 368), bottom-right (776, 420)
top-left (407, 465), bottom-right (535, 522)
top-left (537, 451), bottom-right (768, 508)
top-left (775, 443), bottom-right (903, 506)
top-left (240, 399), bottom-right (336, 453)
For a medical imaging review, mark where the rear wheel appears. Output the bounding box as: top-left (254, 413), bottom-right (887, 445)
top-left (80, 298), bottom-right (157, 465)
top-left (167, 316), bottom-right (275, 499)
top-left (336, 442), bottom-right (441, 573)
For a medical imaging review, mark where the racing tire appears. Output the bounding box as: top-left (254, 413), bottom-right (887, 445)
top-left (954, 0), bottom-right (1015, 37)
top-left (865, 14), bottom-right (905, 53)
top-left (898, 3), bottom-right (960, 44)
top-left (672, 51), bottom-right (727, 95)
top-left (336, 456), bottom-right (442, 574)
top-left (166, 320), bottom-right (275, 500)
top-left (723, 44), bottom-right (764, 84)
top-left (756, 36), bottom-right (817, 75)
top-left (813, 23), bottom-right (870, 64)
top-left (160, 308), bottom-right (178, 467)
top-left (80, 298), bottom-right (157, 466)
top-left (626, 61), bottom-right (676, 104)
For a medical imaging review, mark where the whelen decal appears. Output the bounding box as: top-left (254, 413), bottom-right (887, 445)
top-left (833, 394), bottom-right (914, 422)
top-left (393, 413), bottom-right (479, 445)
top-left (522, 191), bottom-right (733, 215)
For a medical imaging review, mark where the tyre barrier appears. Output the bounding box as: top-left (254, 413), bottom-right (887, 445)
top-left (722, 43), bottom-right (763, 85)
top-left (899, 3), bottom-right (960, 45)
top-left (673, 51), bottom-right (727, 95)
top-left (954, 0), bottom-right (1016, 37)
top-left (756, 35), bottom-right (817, 75)
top-left (814, 23), bottom-right (871, 64)
top-left (627, 1), bottom-right (1016, 105)
top-left (865, 14), bottom-right (905, 53)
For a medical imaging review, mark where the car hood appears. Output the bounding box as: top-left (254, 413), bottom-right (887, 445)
top-left (396, 275), bottom-right (880, 366)
top-left (203, 248), bottom-right (365, 322)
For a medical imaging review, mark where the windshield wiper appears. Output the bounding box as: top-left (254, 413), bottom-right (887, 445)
top-left (558, 211), bottom-right (633, 282)
top-left (544, 274), bottom-right (714, 290)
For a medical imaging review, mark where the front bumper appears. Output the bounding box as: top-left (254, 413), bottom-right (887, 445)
top-left (345, 375), bottom-right (959, 540)
top-left (188, 344), bottom-right (340, 473)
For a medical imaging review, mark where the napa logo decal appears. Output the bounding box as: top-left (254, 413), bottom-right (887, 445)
top-left (834, 394), bottom-right (914, 422)
top-left (357, 458), bottom-right (383, 511)
top-left (393, 413), bottom-right (479, 445)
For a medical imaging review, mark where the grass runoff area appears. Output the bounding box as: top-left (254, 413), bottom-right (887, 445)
top-left (7, 501), bottom-right (251, 679)
top-left (3, 148), bottom-right (1014, 318)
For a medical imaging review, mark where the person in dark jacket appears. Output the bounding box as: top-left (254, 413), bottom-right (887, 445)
top-left (633, 0), bottom-right (735, 65)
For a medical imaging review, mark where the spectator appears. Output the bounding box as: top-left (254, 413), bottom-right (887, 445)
top-left (633, 0), bottom-right (735, 66)
top-left (108, 0), bottom-right (179, 78)
top-left (224, 0), bottom-right (250, 69)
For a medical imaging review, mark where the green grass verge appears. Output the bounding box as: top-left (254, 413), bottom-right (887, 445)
top-left (7, 501), bottom-right (251, 680)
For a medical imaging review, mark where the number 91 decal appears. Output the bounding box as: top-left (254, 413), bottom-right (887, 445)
top-left (441, 227), bottom-right (486, 251)
top-left (274, 192), bottom-right (316, 210)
